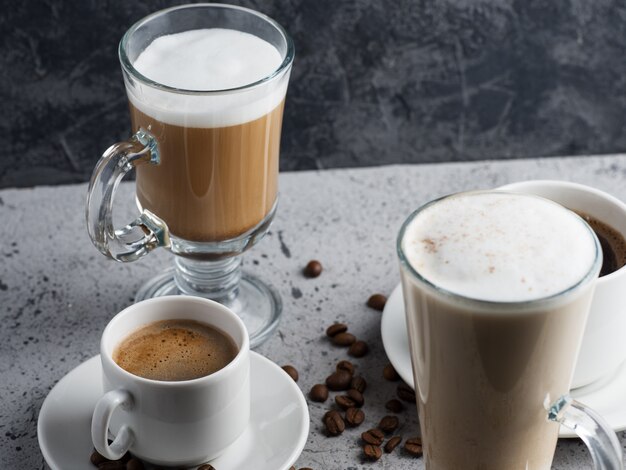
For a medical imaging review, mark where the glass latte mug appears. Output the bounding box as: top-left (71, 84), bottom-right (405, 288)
top-left (397, 191), bottom-right (622, 470)
top-left (86, 4), bottom-right (294, 347)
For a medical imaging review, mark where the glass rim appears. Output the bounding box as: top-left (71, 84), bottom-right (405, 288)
top-left (118, 3), bottom-right (295, 96)
top-left (396, 190), bottom-right (602, 310)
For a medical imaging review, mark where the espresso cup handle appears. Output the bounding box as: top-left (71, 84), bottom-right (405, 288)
top-left (86, 129), bottom-right (169, 262)
top-left (548, 395), bottom-right (622, 469)
top-left (91, 389), bottom-right (135, 460)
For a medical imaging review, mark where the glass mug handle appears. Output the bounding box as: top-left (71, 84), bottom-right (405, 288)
top-left (548, 395), bottom-right (622, 469)
top-left (86, 129), bottom-right (169, 262)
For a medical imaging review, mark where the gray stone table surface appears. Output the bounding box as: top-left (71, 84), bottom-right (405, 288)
top-left (2, 155), bottom-right (626, 469)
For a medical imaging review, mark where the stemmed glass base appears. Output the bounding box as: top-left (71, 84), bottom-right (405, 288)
top-left (135, 266), bottom-right (282, 349)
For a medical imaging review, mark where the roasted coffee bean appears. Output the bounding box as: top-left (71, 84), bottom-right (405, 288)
top-left (348, 340), bottom-right (369, 358)
top-left (96, 462), bottom-right (125, 470)
top-left (384, 436), bottom-right (402, 454)
top-left (379, 415), bottom-right (399, 433)
top-left (303, 260), bottom-right (323, 278)
top-left (361, 428), bottom-right (384, 446)
top-left (126, 459), bottom-right (144, 470)
top-left (282, 365), bottom-right (299, 382)
top-left (197, 465), bottom-right (215, 470)
top-left (385, 398), bottom-right (404, 413)
top-left (383, 363), bottom-right (400, 381)
top-left (332, 332), bottom-right (356, 346)
top-left (324, 410), bottom-right (345, 436)
top-left (326, 370), bottom-right (352, 391)
top-left (350, 375), bottom-right (367, 393)
top-left (345, 407), bottom-right (365, 427)
top-left (347, 388), bottom-right (364, 407)
top-left (405, 436), bottom-right (423, 456)
top-left (326, 323), bottom-right (348, 337)
top-left (335, 394), bottom-right (356, 410)
top-left (336, 360), bottom-right (355, 375)
top-left (309, 383), bottom-right (329, 402)
top-left (397, 383), bottom-right (416, 402)
top-left (367, 294), bottom-right (387, 311)
top-left (90, 450), bottom-right (108, 466)
top-left (363, 444), bottom-right (383, 461)
top-left (289, 467), bottom-right (295, 470)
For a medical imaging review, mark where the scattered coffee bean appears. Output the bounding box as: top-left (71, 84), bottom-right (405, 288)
top-left (303, 260), bottom-right (323, 278)
top-left (289, 467), bottom-right (295, 470)
top-left (405, 436), bottom-right (423, 456)
top-left (347, 388), bottom-right (364, 407)
top-left (348, 340), bottom-right (369, 358)
top-left (363, 444), bottom-right (383, 461)
top-left (96, 462), bottom-right (125, 470)
top-left (378, 415), bottom-right (399, 433)
top-left (345, 407), bottom-right (365, 427)
top-left (385, 399), bottom-right (404, 413)
top-left (90, 450), bottom-right (107, 466)
top-left (383, 363), bottom-right (400, 381)
top-left (127, 459), bottom-right (144, 470)
top-left (197, 465), bottom-right (215, 470)
top-left (282, 365), bottom-right (299, 382)
top-left (332, 332), bottom-right (356, 347)
top-left (326, 370), bottom-right (352, 390)
top-left (384, 436), bottom-right (402, 454)
top-left (326, 323), bottom-right (347, 337)
top-left (397, 382), bottom-right (416, 402)
top-left (324, 410), bottom-right (345, 436)
top-left (361, 428), bottom-right (384, 446)
top-left (367, 293), bottom-right (387, 311)
top-left (336, 360), bottom-right (355, 375)
top-left (335, 394), bottom-right (356, 410)
top-left (309, 383), bottom-right (329, 402)
top-left (350, 375), bottom-right (367, 393)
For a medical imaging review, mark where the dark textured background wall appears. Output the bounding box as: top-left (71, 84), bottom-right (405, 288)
top-left (2, 0), bottom-right (626, 188)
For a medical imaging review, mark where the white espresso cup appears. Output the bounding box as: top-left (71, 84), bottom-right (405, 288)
top-left (499, 180), bottom-right (626, 388)
top-left (91, 296), bottom-right (250, 467)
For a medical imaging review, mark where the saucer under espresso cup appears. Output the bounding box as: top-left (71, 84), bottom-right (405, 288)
top-left (499, 180), bottom-right (626, 388)
top-left (37, 353), bottom-right (309, 470)
top-left (381, 284), bottom-right (626, 438)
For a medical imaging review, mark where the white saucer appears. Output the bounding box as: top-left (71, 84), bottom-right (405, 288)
top-left (381, 284), bottom-right (626, 439)
top-left (38, 352), bottom-right (309, 469)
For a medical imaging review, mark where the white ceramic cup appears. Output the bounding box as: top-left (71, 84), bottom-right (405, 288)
top-left (91, 296), bottom-right (250, 467)
top-left (499, 180), bottom-right (626, 389)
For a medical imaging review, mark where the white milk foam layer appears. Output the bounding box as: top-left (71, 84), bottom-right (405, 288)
top-left (128, 29), bottom-right (288, 128)
top-left (402, 192), bottom-right (598, 302)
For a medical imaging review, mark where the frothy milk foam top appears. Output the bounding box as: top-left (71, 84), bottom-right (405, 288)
top-left (129, 29), bottom-right (287, 128)
top-left (402, 192), bottom-right (598, 302)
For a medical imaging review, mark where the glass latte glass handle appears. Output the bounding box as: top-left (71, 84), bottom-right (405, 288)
top-left (549, 395), bottom-right (623, 470)
top-left (86, 129), bottom-right (169, 262)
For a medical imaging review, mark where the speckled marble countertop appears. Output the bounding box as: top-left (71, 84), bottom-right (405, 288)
top-left (2, 155), bottom-right (626, 469)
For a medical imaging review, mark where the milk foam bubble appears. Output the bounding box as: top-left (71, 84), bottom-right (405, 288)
top-left (401, 192), bottom-right (598, 302)
top-left (127, 28), bottom-right (288, 128)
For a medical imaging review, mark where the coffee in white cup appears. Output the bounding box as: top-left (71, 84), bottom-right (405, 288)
top-left (499, 180), bottom-right (626, 388)
top-left (91, 296), bottom-right (250, 467)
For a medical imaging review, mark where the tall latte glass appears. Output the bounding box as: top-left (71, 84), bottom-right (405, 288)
top-left (86, 4), bottom-right (294, 347)
top-left (397, 191), bottom-right (622, 470)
